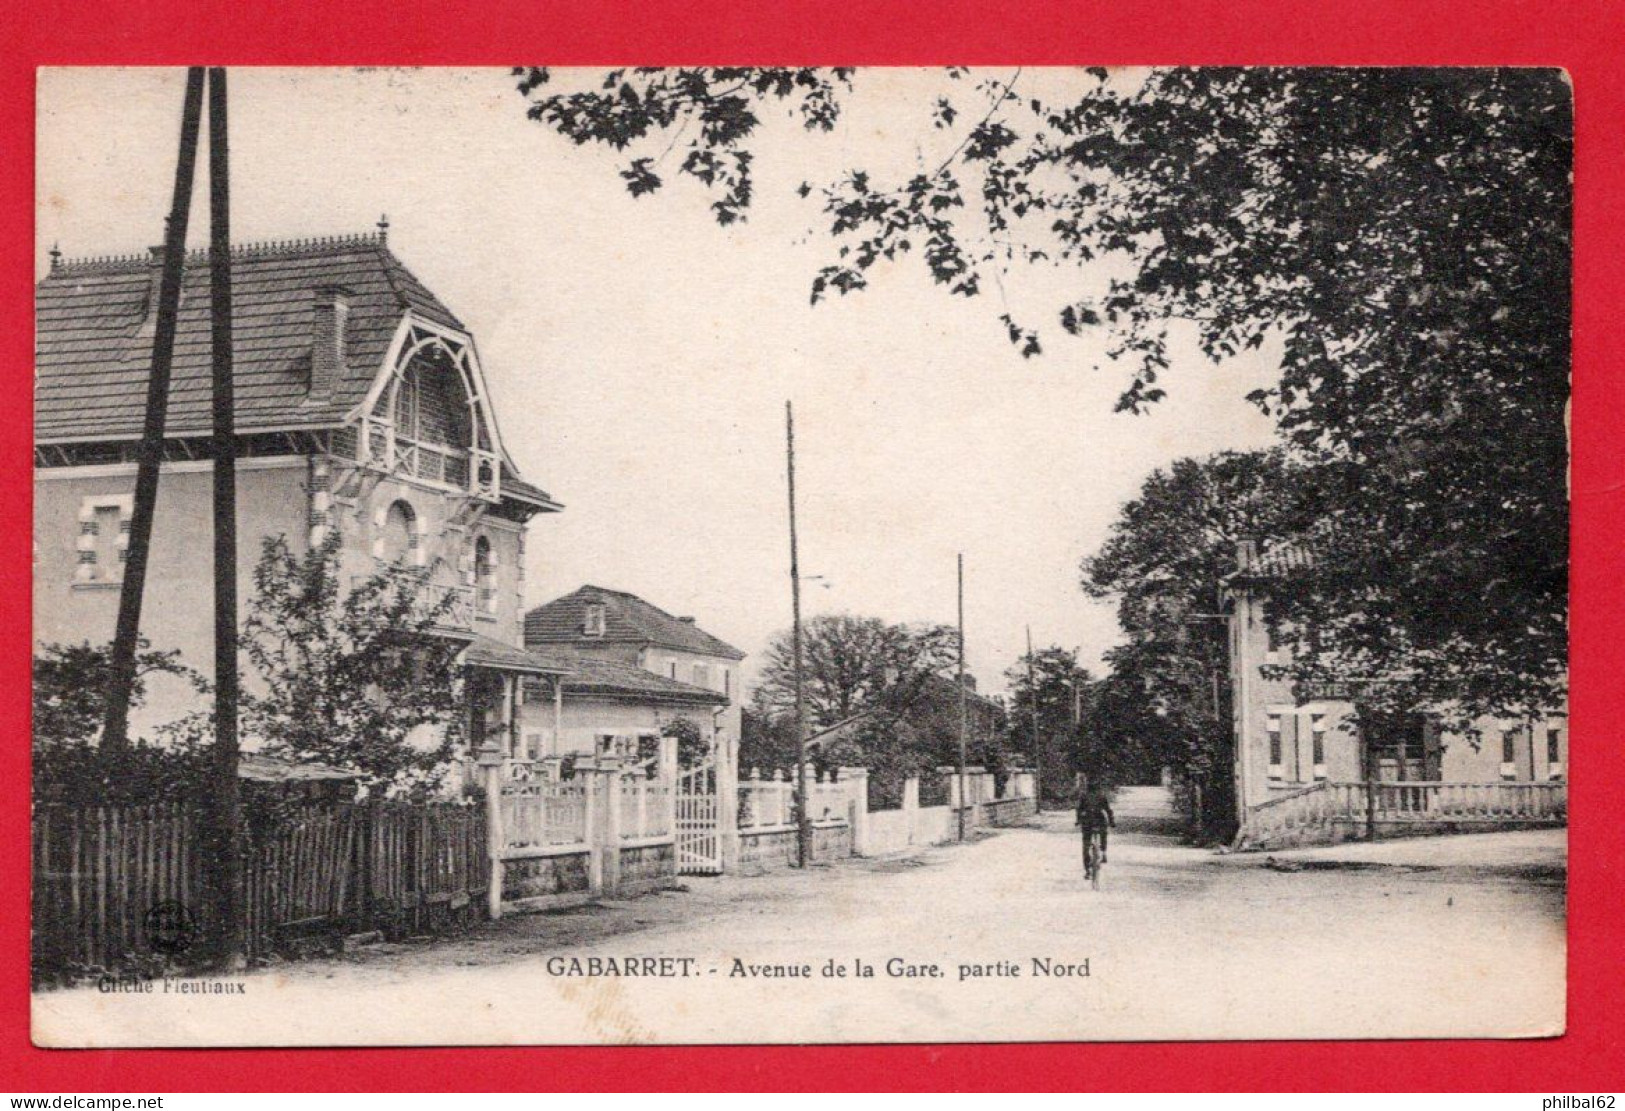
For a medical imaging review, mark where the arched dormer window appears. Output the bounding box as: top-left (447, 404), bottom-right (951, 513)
top-left (355, 322), bottom-right (499, 501)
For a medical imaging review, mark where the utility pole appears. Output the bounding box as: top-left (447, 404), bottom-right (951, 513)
top-left (100, 68), bottom-right (205, 750)
top-left (956, 554), bottom-right (968, 842)
top-left (786, 402), bottom-right (812, 867)
top-left (1026, 625), bottom-right (1042, 813)
top-left (205, 66), bottom-right (244, 968)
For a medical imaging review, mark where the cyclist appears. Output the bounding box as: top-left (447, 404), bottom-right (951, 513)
top-left (1074, 776), bottom-right (1116, 864)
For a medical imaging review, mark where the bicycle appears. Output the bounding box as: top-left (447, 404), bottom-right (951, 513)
top-left (1082, 827), bottom-right (1104, 890)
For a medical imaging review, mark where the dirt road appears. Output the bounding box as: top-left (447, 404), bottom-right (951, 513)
top-left (34, 797), bottom-right (1565, 1046)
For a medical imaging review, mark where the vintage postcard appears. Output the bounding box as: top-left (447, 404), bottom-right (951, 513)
top-left (30, 66), bottom-right (1569, 1046)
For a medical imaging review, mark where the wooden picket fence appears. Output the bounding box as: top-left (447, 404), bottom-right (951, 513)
top-left (33, 801), bottom-right (488, 982)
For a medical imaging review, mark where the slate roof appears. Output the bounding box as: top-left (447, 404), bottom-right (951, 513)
top-left (522, 648), bottom-right (728, 706)
top-left (524, 586), bottom-right (746, 661)
top-left (36, 232), bottom-right (462, 444)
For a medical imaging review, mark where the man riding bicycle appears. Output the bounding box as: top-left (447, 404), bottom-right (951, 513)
top-left (1075, 778), bottom-right (1115, 864)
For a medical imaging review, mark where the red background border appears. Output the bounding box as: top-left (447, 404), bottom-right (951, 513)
top-left (4, 0), bottom-right (1621, 1092)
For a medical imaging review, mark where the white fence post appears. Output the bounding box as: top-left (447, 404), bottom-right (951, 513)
top-left (584, 768), bottom-right (602, 894)
top-left (718, 733), bottom-right (740, 872)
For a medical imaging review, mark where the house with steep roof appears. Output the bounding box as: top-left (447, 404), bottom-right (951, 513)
top-left (523, 586), bottom-right (747, 752)
top-left (34, 228), bottom-right (566, 759)
top-left (1226, 538), bottom-right (1567, 847)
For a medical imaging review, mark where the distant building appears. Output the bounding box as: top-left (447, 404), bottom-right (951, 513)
top-left (515, 648), bottom-right (726, 763)
top-left (1226, 538), bottom-right (1567, 844)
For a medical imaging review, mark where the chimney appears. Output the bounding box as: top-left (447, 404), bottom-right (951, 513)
top-left (310, 284), bottom-right (351, 398)
top-left (677, 616), bottom-right (696, 624)
top-left (1236, 538), bottom-right (1259, 572)
top-left (960, 673), bottom-right (978, 692)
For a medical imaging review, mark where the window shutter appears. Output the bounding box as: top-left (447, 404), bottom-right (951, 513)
top-left (1281, 712), bottom-right (1300, 781)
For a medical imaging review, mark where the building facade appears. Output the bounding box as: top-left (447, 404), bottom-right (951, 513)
top-left (34, 231), bottom-right (562, 755)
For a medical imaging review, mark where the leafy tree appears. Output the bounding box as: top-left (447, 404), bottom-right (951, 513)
top-left (515, 66), bottom-right (1570, 727)
top-left (751, 613), bottom-right (960, 728)
top-left (1083, 450), bottom-right (1316, 836)
top-left (748, 613), bottom-right (970, 804)
top-left (233, 532), bottom-right (469, 796)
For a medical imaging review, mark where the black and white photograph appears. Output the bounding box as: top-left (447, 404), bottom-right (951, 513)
top-left (30, 65), bottom-right (1570, 1045)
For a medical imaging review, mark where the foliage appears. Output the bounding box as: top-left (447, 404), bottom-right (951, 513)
top-left (33, 637), bottom-right (205, 751)
top-left (514, 67), bottom-right (853, 227)
top-left (517, 66), bottom-right (1571, 726)
top-left (660, 716), bottom-right (709, 770)
top-left (33, 737), bottom-right (212, 809)
top-left (1082, 450), bottom-right (1316, 835)
top-left (747, 613), bottom-right (995, 802)
top-left (232, 531), bottom-right (468, 796)
top-left (739, 707), bottom-right (798, 773)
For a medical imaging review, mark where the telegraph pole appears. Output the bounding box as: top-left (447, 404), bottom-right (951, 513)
top-left (956, 554), bottom-right (968, 842)
top-left (786, 402), bottom-right (812, 867)
top-left (1026, 625), bottom-right (1042, 814)
top-left (101, 68), bottom-right (205, 750)
top-left (205, 66), bottom-right (245, 968)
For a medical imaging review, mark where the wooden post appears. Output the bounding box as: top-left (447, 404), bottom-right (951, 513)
top-left (786, 401), bottom-right (812, 867)
top-left (203, 66), bottom-right (245, 969)
top-left (101, 67), bottom-right (205, 751)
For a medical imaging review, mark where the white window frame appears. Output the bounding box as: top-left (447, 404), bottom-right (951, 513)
top-left (1266, 708), bottom-right (1285, 781)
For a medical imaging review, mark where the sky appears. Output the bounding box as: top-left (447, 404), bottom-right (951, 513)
top-left (36, 67), bottom-right (1281, 693)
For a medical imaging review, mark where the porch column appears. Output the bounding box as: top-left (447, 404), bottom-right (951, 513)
top-left (553, 676), bottom-right (565, 756)
top-left (495, 673), bottom-right (514, 760)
